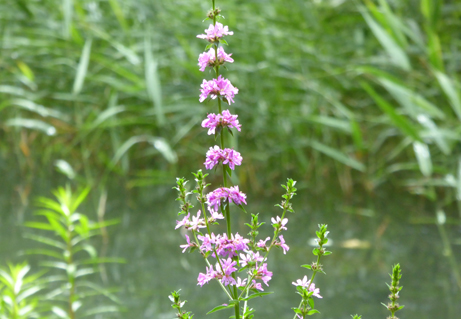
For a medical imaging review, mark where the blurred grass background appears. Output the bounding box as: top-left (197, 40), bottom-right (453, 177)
top-left (1, 0), bottom-right (461, 197)
top-left (1, 0), bottom-right (461, 318)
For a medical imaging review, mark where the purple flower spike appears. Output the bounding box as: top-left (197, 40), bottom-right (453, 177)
top-left (198, 46), bottom-right (234, 72)
top-left (201, 109), bottom-right (241, 135)
top-left (199, 75), bottom-right (238, 105)
top-left (197, 22), bottom-right (234, 42)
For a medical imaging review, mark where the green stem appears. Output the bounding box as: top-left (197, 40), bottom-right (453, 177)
top-left (211, 0), bottom-right (239, 317)
top-left (66, 225), bottom-right (76, 319)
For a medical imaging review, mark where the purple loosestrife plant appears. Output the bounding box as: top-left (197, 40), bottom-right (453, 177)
top-left (168, 2), bottom-right (405, 319)
top-left (169, 2), bottom-right (314, 319)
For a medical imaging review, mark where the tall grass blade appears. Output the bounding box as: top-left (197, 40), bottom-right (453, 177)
top-left (72, 37), bottom-right (93, 95)
top-left (359, 66), bottom-right (445, 119)
top-left (308, 140), bottom-right (365, 172)
top-left (144, 35), bottom-right (165, 126)
top-left (434, 71), bottom-right (461, 120)
top-left (361, 82), bottom-right (421, 142)
top-left (360, 8), bottom-right (410, 70)
top-left (413, 142), bottom-right (432, 177)
top-left (5, 118), bottom-right (56, 136)
top-left (416, 115), bottom-right (450, 155)
top-left (62, 0), bottom-right (73, 39)
top-left (111, 135), bottom-right (177, 169)
top-left (108, 0), bottom-right (128, 31)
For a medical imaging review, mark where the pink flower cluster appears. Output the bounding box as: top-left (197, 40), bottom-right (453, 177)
top-left (197, 22), bottom-right (233, 42)
top-left (257, 235), bottom-right (289, 254)
top-left (195, 234), bottom-right (274, 290)
top-left (206, 186), bottom-right (247, 211)
top-left (199, 75), bottom-right (239, 104)
top-left (201, 110), bottom-right (241, 135)
top-left (292, 276), bottom-right (323, 299)
top-left (197, 258), bottom-right (244, 287)
top-left (198, 232), bottom-right (249, 258)
top-left (205, 145), bottom-right (242, 170)
top-left (198, 46), bottom-right (234, 72)
top-left (175, 210), bottom-right (224, 231)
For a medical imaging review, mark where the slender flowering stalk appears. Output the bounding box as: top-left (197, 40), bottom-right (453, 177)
top-left (382, 264), bottom-right (404, 319)
top-left (291, 224), bottom-right (331, 319)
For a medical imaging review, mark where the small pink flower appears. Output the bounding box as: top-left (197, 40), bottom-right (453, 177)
top-left (197, 22), bottom-right (233, 42)
top-left (275, 235), bottom-right (289, 254)
top-left (271, 216), bottom-right (288, 231)
top-left (175, 212), bottom-right (190, 230)
top-left (257, 237), bottom-right (271, 249)
top-left (199, 75), bottom-right (238, 105)
top-left (292, 276), bottom-right (322, 298)
top-left (198, 46), bottom-right (234, 71)
top-left (202, 110), bottom-right (241, 135)
top-left (180, 234), bottom-right (194, 253)
top-left (188, 210), bottom-right (206, 231)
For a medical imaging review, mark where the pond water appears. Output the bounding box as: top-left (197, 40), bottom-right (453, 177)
top-left (1, 170), bottom-right (460, 319)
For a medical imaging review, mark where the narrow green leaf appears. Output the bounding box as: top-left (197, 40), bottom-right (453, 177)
top-left (23, 233), bottom-right (66, 250)
top-left (23, 222), bottom-right (54, 231)
top-left (108, 0), bottom-right (128, 30)
top-left (72, 37), bottom-right (93, 95)
top-left (5, 118), bottom-right (56, 136)
top-left (413, 142), bottom-right (432, 177)
top-left (240, 292), bottom-right (273, 301)
top-left (434, 71), bottom-right (461, 120)
top-left (55, 160), bottom-right (77, 180)
top-left (360, 8), bottom-right (410, 70)
top-left (111, 135), bottom-right (177, 169)
top-left (62, 0), bottom-right (73, 39)
top-left (22, 249), bottom-right (64, 260)
top-left (52, 306), bottom-right (68, 318)
top-left (145, 35), bottom-right (165, 126)
top-left (206, 304), bottom-right (234, 314)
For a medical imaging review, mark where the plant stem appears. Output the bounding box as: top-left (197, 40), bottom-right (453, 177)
top-left (211, 1), bottom-right (239, 317)
top-left (66, 225), bottom-right (76, 319)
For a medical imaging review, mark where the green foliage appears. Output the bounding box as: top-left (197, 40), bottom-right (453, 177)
top-left (169, 290), bottom-right (193, 319)
top-left (25, 186), bottom-right (122, 318)
top-left (0, 263), bottom-right (45, 319)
